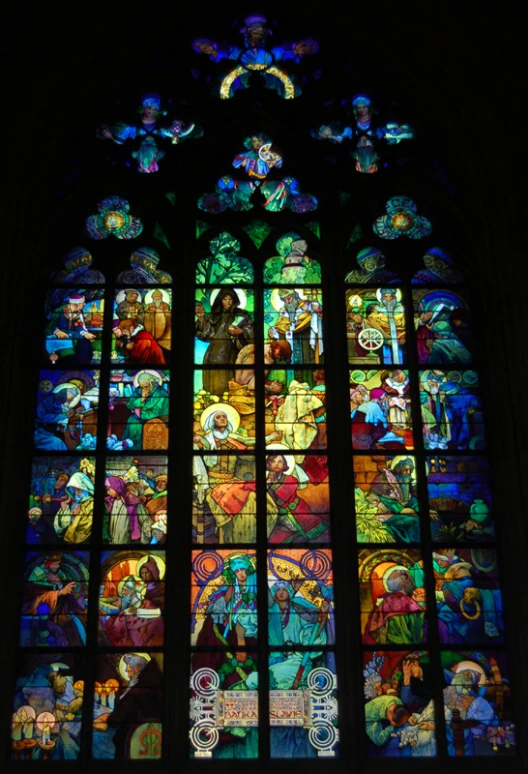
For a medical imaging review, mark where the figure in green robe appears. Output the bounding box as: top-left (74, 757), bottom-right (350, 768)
top-left (123, 372), bottom-right (169, 448)
top-left (364, 695), bottom-right (408, 747)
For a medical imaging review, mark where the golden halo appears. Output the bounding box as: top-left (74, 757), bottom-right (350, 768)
top-left (269, 287), bottom-right (306, 312)
top-left (36, 711), bottom-right (56, 730)
top-left (210, 287), bottom-right (247, 310)
top-left (382, 564), bottom-right (410, 592)
top-left (115, 289), bottom-right (142, 305)
top-left (452, 660), bottom-right (487, 685)
top-left (391, 212), bottom-right (414, 231)
top-left (266, 66), bottom-right (295, 100)
top-left (200, 402), bottom-right (241, 433)
top-left (118, 652), bottom-right (151, 682)
top-left (266, 443), bottom-right (295, 475)
top-left (104, 211), bottom-right (126, 231)
top-left (376, 287), bottom-right (402, 303)
top-left (15, 706), bottom-right (36, 721)
top-left (136, 553), bottom-right (166, 581)
top-left (144, 288), bottom-right (170, 305)
top-left (132, 369), bottom-right (164, 388)
top-left (117, 575), bottom-right (146, 599)
top-left (348, 294), bottom-right (363, 308)
top-left (220, 65), bottom-right (247, 100)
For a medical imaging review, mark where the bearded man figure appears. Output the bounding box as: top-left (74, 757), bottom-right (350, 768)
top-left (144, 290), bottom-right (171, 354)
top-left (116, 289), bottom-right (144, 326)
top-left (45, 293), bottom-right (97, 365)
top-left (270, 289), bottom-right (323, 369)
top-left (103, 571), bottom-right (164, 648)
top-left (364, 566), bottom-right (426, 645)
top-left (104, 653), bottom-right (162, 760)
top-left (123, 372), bottom-right (169, 448)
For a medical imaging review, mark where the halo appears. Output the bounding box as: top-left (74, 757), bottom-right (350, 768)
top-left (382, 564), bottom-right (410, 592)
top-left (136, 553), bottom-right (166, 580)
top-left (117, 576), bottom-right (146, 598)
top-left (462, 370), bottom-right (478, 385)
top-left (144, 288), bottom-right (170, 305)
top-left (38, 379), bottom-right (53, 393)
top-left (36, 711), bottom-right (56, 731)
top-left (118, 652), bottom-right (151, 682)
top-left (210, 287), bottom-right (247, 310)
top-left (53, 382), bottom-right (81, 409)
top-left (348, 294), bottom-right (363, 308)
top-left (15, 705), bottom-right (36, 721)
top-left (266, 443), bottom-right (295, 475)
top-left (376, 287), bottom-right (402, 303)
top-left (259, 142), bottom-right (272, 159)
top-left (269, 287), bottom-right (305, 312)
top-left (133, 369), bottom-right (164, 388)
top-left (452, 660), bottom-right (487, 685)
top-left (446, 371), bottom-right (463, 385)
top-left (470, 548), bottom-right (497, 573)
top-left (116, 289), bottom-right (142, 305)
top-left (350, 369), bottom-right (367, 383)
top-left (220, 65), bottom-right (247, 100)
top-left (266, 66), bottom-right (295, 100)
top-left (200, 402), bottom-right (241, 433)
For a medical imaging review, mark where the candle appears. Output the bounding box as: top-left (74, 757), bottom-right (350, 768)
top-left (106, 680), bottom-right (119, 711)
top-left (12, 715), bottom-right (22, 742)
top-left (23, 719), bottom-right (34, 739)
top-left (42, 725), bottom-right (51, 745)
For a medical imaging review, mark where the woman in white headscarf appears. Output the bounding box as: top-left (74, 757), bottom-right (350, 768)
top-left (55, 471), bottom-right (94, 543)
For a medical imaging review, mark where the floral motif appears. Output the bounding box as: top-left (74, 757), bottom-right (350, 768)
top-left (49, 247), bottom-right (105, 284)
top-left (373, 196), bottom-right (432, 240)
top-left (85, 196), bottom-right (143, 240)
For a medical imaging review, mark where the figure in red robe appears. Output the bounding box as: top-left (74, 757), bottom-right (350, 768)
top-left (113, 319), bottom-right (166, 364)
top-left (101, 558), bottom-right (164, 647)
top-left (265, 455), bottom-right (330, 543)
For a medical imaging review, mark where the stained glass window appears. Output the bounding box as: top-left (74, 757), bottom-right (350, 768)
top-left (7, 12), bottom-right (519, 769)
top-left (346, 223), bottom-right (515, 756)
top-left (11, 230), bottom-right (172, 761)
top-left (191, 14), bottom-right (319, 100)
top-left (190, 224), bottom-right (338, 758)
